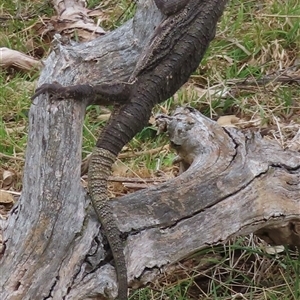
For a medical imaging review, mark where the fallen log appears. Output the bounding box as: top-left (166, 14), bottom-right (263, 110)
top-left (1, 0), bottom-right (299, 299)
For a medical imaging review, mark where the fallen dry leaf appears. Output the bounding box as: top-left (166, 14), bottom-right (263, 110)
top-left (217, 115), bottom-right (240, 127)
top-left (0, 190), bottom-right (15, 204)
top-left (2, 170), bottom-right (16, 188)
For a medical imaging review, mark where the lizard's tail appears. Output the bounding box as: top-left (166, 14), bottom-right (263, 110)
top-left (88, 147), bottom-right (128, 300)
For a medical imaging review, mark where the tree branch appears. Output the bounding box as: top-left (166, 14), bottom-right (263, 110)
top-left (1, 1), bottom-right (299, 299)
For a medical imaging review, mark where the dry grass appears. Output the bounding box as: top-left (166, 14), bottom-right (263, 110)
top-left (0, 0), bottom-right (299, 299)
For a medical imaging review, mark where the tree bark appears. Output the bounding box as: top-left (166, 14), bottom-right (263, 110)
top-left (1, 0), bottom-right (299, 300)
top-left (0, 47), bottom-right (42, 72)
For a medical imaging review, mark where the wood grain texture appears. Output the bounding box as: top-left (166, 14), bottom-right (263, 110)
top-left (1, 104), bottom-right (299, 299)
top-left (1, 1), bottom-right (165, 299)
top-left (0, 1), bottom-right (299, 300)
top-left (29, 1), bottom-right (229, 298)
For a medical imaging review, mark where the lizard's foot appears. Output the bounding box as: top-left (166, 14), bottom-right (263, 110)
top-left (31, 82), bottom-right (131, 105)
top-left (31, 83), bottom-right (95, 102)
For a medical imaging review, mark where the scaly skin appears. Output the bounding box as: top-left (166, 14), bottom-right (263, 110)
top-left (32, 1), bottom-right (228, 299)
top-left (90, 3), bottom-right (228, 299)
top-left (88, 148), bottom-right (128, 300)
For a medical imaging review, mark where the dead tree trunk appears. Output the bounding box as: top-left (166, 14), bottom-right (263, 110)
top-left (0, 0), bottom-right (299, 299)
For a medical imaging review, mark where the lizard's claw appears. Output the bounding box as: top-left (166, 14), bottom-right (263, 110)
top-left (31, 82), bottom-right (66, 101)
top-left (31, 83), bottom-right (94, 102)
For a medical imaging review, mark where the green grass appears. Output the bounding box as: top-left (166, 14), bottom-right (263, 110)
top-left (0, 74), bottom-right (31, 154)
top-left (0, 0), bottom-right (299, 299)
top-left (128, 238), bottom-right (299, 300)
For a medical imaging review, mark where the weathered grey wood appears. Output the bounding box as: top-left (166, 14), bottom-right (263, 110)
top-left (113, 107), bottom-right (300, 285)
top-left (1, 1), bottom-right (299, 300)
top-left (0, 1), bottom-right (165, 299)
top-left (38, 0), bottom-right (164, 88)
